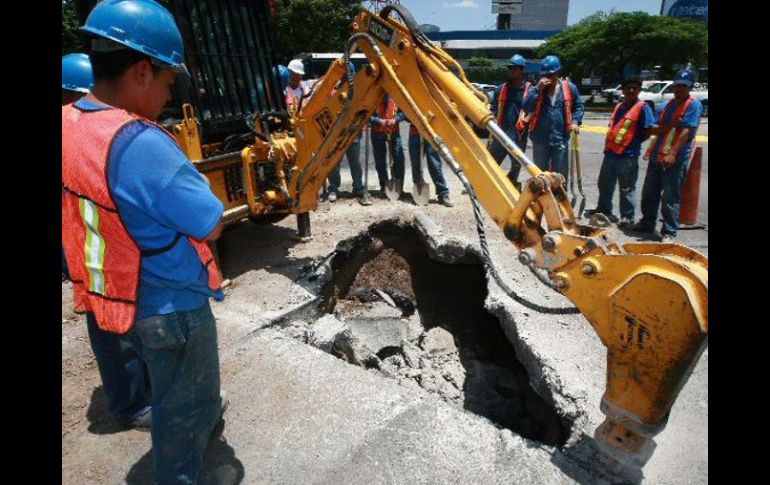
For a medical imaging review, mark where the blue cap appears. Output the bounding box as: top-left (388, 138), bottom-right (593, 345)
top-left (674, 69), bottom-right (695, 87)
top-left (273, 65), bottom-right (290, 90)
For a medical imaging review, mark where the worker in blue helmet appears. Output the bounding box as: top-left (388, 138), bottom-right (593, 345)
top-left (63, 1), bottom-right (233, 483)
top-left (489, 54), bottom-right (532, 190)
top-left (585, 65), bottom-right (655, 226)
top-left (631, 68), bottom-right (702, 243)
top-left (62, 53), bottom-right (94, 104)
top-left (327, 61), bottom-right (370, 204)
top-left (62, 51), bottom-right (155, 438)
top-left (522, 55), bottom-right (584, 179)
top-left (273, 64), bottom-right (290, 92)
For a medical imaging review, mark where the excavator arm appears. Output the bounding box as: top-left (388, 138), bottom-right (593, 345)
top-left (179, 4), bottom-right (708, 471)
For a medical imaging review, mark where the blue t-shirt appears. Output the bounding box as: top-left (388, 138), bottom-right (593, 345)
top-left (523, 80), bottom-right (585, 145)
top-left (73, 98), bottom-right (225, 319)
top-left (491, 81), bottom-right (529, 132)
top-left (604, 102), bottom-right (655, 159)
top-left (650, 97), bottom-right (703, 164)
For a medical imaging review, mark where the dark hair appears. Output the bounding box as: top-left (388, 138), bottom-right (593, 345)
top-left (88, 45), bottom-right (161, 82)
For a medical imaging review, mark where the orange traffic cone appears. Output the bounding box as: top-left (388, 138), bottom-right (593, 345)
top-left (679, 146), bottom-right (703, 227)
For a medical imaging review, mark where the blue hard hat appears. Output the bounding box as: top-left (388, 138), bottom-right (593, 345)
top-left (62, 53), bottom-right (94, 93)
top-left (507, 54), bottom-right (526, 67)
top-left (540, 55), bottom-right (561, 75)
top-left (673, 68), bottom-right (695, 87)
top-left (274, 65), bottom-right (290, 90)
top-left (81, 0), bottom-right (187, 74)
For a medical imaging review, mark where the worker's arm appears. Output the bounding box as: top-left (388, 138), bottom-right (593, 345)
top-left (490, 85), bottom-right (501, 117)
top-left (204, 219), bottom-right (224, 241)
top-left (640, 103), bottom-right (656, 142)
top-left (522, 84), bottom-right (539, 112)
top-left (660, 100), bottom-right (702, 165)
top-left (570, 82), bottom-right (585, 125)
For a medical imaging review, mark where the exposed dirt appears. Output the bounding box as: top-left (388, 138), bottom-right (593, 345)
top-left (282, 222), bottom-right (572, 446)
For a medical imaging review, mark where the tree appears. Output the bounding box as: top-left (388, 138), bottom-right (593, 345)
top-left (468, 57), bottom-right (493, 68)
top-left (536, 11), bottom-right (707, 84)
top-left (62, 0), bottom-right (83, 55)
top-left (272, 0), bottom-right (363, 61)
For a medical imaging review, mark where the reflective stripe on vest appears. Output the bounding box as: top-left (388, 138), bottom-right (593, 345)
top-left (529, 79), bottom-right (573, 132)
top-left (80, 198), bottom-right (106, 294)
top-left (62, 103), bottom-right (223, 334)
top-left (643, 96), bottom-right (695, 160)
top-left (372, 97), bottom-right (398, 133)
top-left (605, 100), bottom-right (646, 155)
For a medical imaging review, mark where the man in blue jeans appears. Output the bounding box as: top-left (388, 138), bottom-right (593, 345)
top-left (370, 94), bottom-right (406, 196)
top-left (327, 134), bottom-right (367, 203)
top-left (63, 1), bottom-right (233, 483)
top-left (406, 122), bottom-right (453, 207)
top-left (489, 54), bottom-right (531, 190)
top-left (632, 68), bottom-right (703, 243)
top-left (62, 52), bottom-right (152, 431)
top-left (585, 71), bottom-right (654, 226)
top-left (522, 55), bottom-right (584, 180)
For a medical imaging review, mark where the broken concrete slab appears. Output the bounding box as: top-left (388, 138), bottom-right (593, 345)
top-left (419, 326), bottom-right (457, 355)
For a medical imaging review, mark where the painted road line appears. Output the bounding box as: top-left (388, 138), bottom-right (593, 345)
top-left (581, 124), bottom-right (708, 143)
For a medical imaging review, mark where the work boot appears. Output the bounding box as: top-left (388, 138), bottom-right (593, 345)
top-left (201, 464), bottom-right (238, 485)
top-left (355, 191), bottom-right (373, 206)
top-left (629, 220), bottom-right (655, 233)
top-left (584, 208), bottom-right (618, 223)
top-left (660, 234), bottom-right (676, 243)
top-left (438, 194), bottom-right (454, 207)
top-left (327, 191), bottom-right (337, 202)
top-left (617, 217), bottom-right (635, 228)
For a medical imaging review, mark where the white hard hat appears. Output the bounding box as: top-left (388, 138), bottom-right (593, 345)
top-left (288, 59), bottom-right (305, 75)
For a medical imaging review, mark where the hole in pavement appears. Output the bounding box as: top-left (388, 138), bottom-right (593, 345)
top-left (281, 220), bottom-right (571, 447)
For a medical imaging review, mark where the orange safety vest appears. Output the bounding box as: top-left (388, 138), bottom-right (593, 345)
top-left (61, 104), bottom-right (222, 334)
top-left (372, 97), bottom-right (399, 133)
top-left (496, 81), bottom-right (531, 127)
top-left (529, 79), bottom-right (573, 132)
top-left (605, 100), bottom-right (647, 155)
top-left (644, 96), bottom-right (695, 161)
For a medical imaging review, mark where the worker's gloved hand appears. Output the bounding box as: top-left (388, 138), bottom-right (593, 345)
top-left (570, 123), bottom-right (580, 134)
top-left (516, 117), bottom-right (527, 133)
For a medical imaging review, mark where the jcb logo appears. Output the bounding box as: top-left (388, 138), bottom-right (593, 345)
top-left (367, 16), bottom-right (396, 47)
top-left (314, 108), bottom-right (335, 138)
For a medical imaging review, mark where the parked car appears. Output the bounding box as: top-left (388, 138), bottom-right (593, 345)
top-left (638, 81), bottom-right (708, 117)
top-left (602, 84), bottom-right (623, 102)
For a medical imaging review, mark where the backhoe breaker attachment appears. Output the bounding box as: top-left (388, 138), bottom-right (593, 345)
top-left (510, 175), bottom-right (708, 468)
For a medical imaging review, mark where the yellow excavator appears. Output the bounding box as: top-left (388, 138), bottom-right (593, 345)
top-left (172, 5), bottom-right (708, 472)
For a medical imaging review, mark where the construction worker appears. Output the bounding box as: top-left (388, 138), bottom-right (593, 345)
top-left (62, 52), bottom-right (153, 432)
top-left (585, 68), bottom-right (655, 226)
top-left (522, 55), bottom-right (584, 180)
top-left (631, 68), bottom-right (703, 242)
top-left (62, 1), bottom-right (232, 483)
top-left (285, 58), bottom-right (309, 113)
top-left (489, 54), bottom-right (531, 189)
top-left (370, 94), bottom-right (406, 196)
top-left (327, 62), bottom-right (367, 204)
top-left (406, 122), bottom-right (453, 206)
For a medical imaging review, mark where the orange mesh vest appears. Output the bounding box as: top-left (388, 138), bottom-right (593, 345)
top-left (62, 104), bottom-right (222, 334)
top-left (372, 97), bottom-right (398, 133)
top-left (529, 79), bottom-right (573, 132)
top-left (644, 96), bottom-right (695, 160)
top-left (496, 81), bottom-right (531, 126)
top-left (605, 100), bottom-right (646, 155)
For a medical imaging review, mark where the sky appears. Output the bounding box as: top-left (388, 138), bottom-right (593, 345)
top-left (391, 0), bottom-right (661, 32)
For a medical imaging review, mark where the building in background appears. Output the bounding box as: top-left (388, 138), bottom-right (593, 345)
top-left (494, 0), bottom-right (568, 31)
